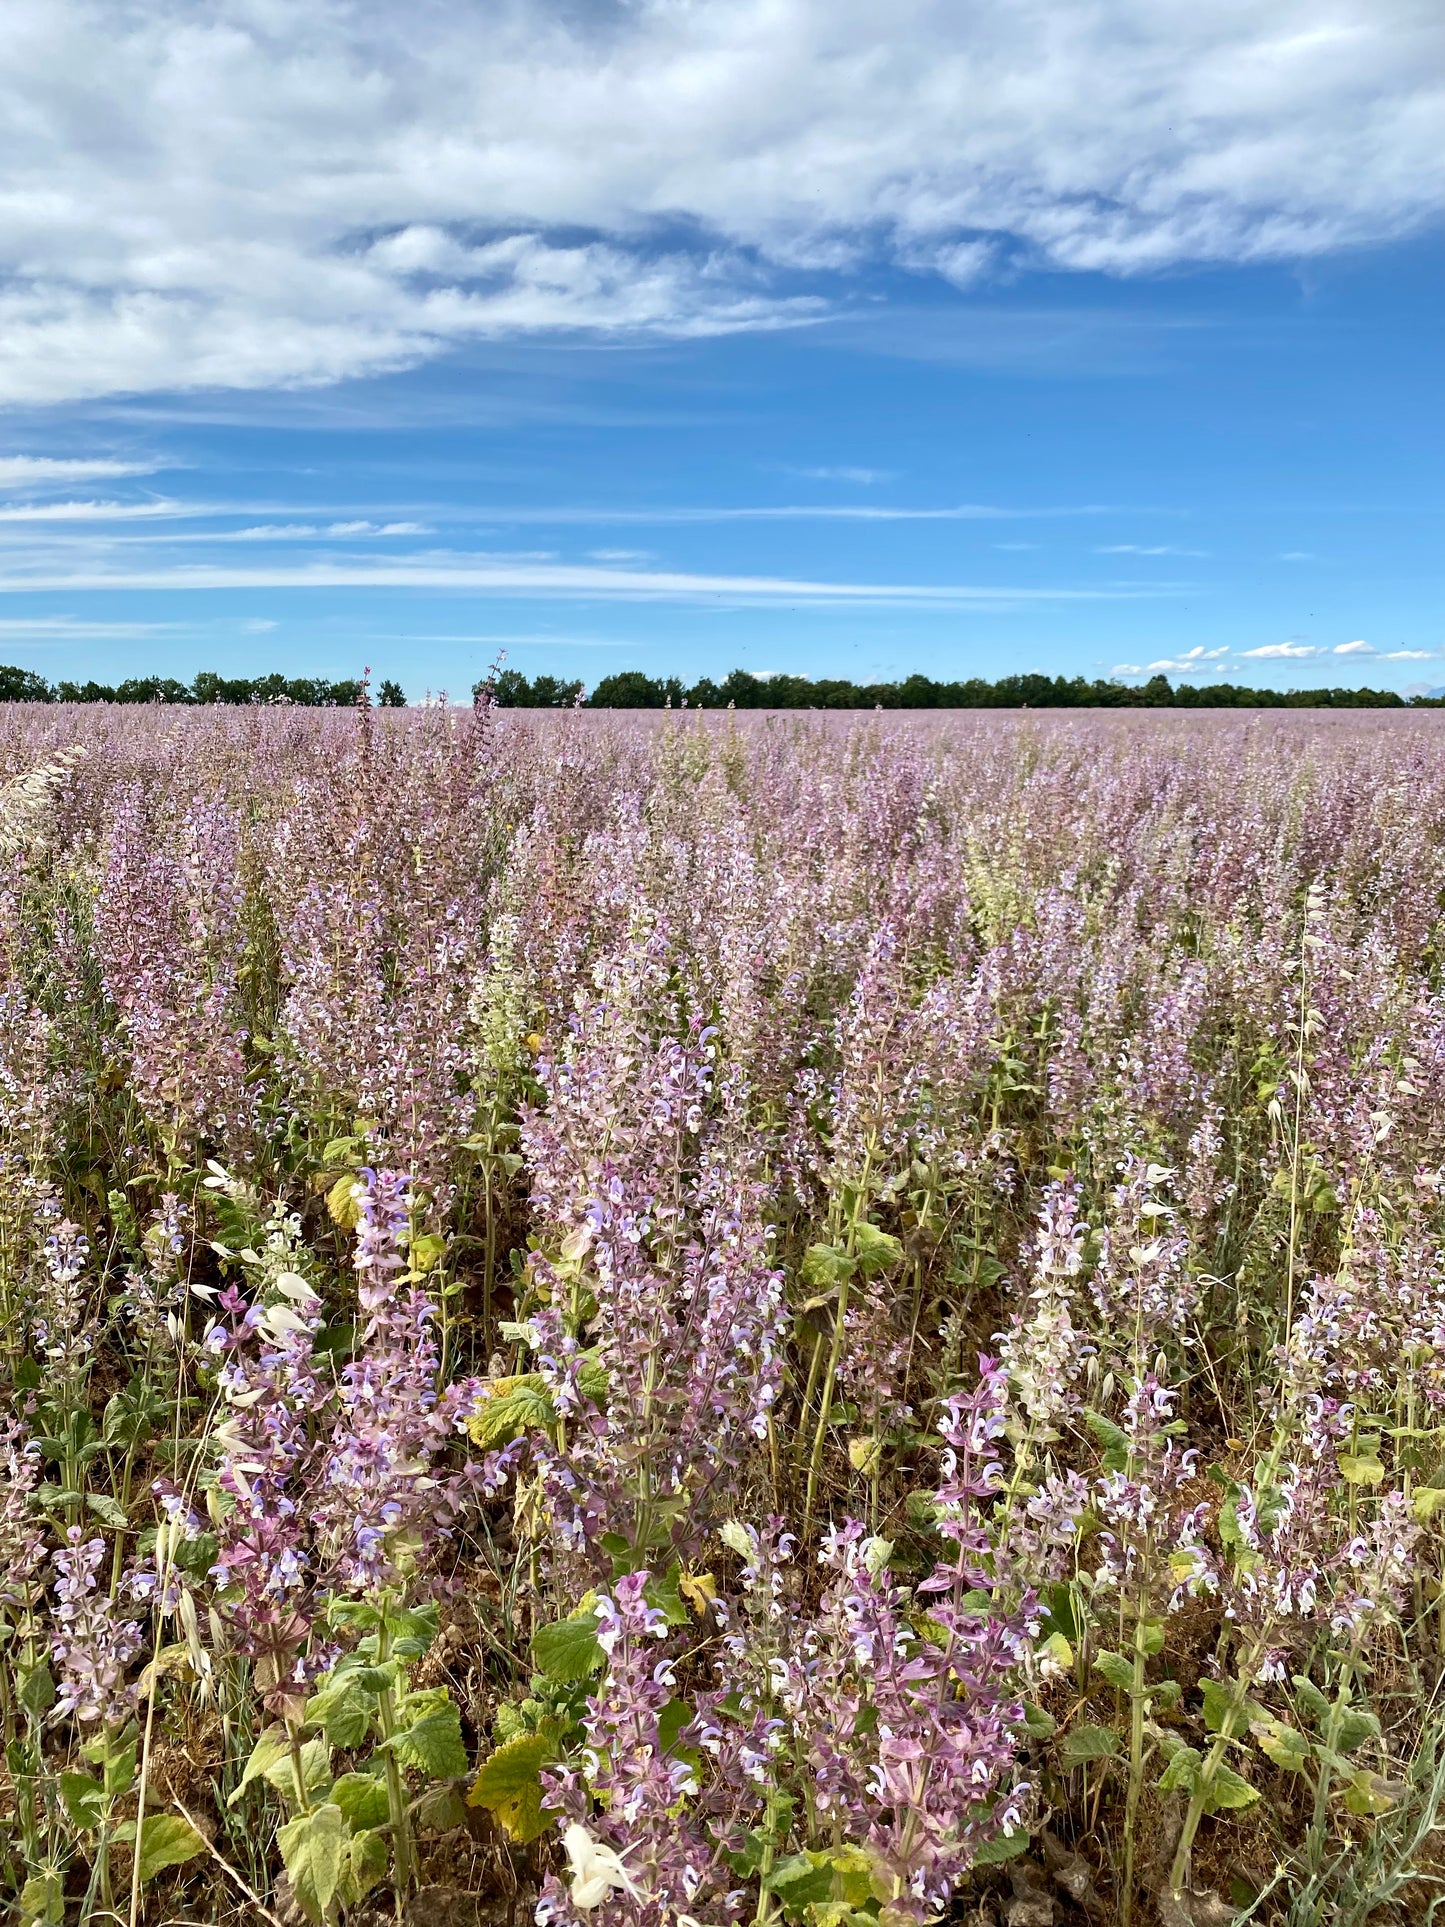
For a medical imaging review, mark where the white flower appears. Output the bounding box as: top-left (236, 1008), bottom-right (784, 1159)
top-left (563, 1824), bottom-right (641, 1910)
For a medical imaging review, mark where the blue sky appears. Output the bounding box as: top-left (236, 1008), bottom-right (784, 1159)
top-left (0, 1), bottom-right (1440, 699)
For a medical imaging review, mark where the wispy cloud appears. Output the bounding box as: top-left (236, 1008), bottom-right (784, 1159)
top-left (1241, 642), bottom-right (1318, 658)
top-left (781, 466), bottom-right (896, 485)
top-left (1278, 551), bottom-right (1316, 562)
top-left (1097, 544), bottom-right (1209, 557)
top-left (0, 457), bottom-right (161, 489)
top-left (0, 615), bottom-right (180, 642)
top-left (1384, 649), bottom-right (1436, 660)
top-left (1333, 639), bottom-right (1375, 654)
top-left (227, 520), bottom-right (432, 541)
top-left (0, 498), bottom-right (188, 522)
top-left (0, 557), bottom-right (1181, 609)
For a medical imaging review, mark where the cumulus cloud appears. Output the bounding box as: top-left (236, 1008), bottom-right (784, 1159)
top-left (1333, 639), bottom-right (1375, 654)
top-left (1142, 645), bottom-right (1229, 673)
top-left (0, 0), bottom-right (1438, 403)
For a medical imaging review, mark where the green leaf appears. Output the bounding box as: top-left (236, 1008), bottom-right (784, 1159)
top-left (1201, 1678), bottom-right (1259, 1739)
top-left (232, 1725), bottom-right (331, 1805)
top-left (531, 1608), bottom-right (605, 1683)
top-left (1082, 1410), bottom-right (1129, 1472)
top-left (331, 1771), bottom-right (390, 1832)
top-left (1336, 1707), bottom-right (1381, 1755)
top-left (85, 1492), bottom-right (129, 1529)
top-left (386, 1694), bottom-right (468, 1781)
top-left (1253, 1718), bottom-right (1311, 1773)
top-left (644, 1563), bottom-right (692, 1627)
top-left (17, 1871), bottom-right (64, 1926)
top-left (1060, 1723), bottom-right (1120, 1767)
top-left (801, 1242), bottom-right (855, 1290)
top-left (135, 1812), bottom-right (206, 1885)
top-left (467, 1729), bottom-right (558, 1843)
top-left (344, 1827), bottom-right (389, 1903)
top-left (306, 1673), bottom-right (374, 1750)
top-left (764, 1852), bottom-right (835, 1912)
top-left (1094, 1650), bottom-right (1136, 1693)
top-left (1021, 1703), bottom-right (1056, 1739)
top-left (1292, 1675), bottom-right (1332, 1730)
top-left (19, 1664), bottom-right (56, 1716)
top-left (852, 1221), bottom-right (904, 1279)
top-left (1203, 1762), bottom-right (1260, 1814)
top-left (972, 1828), bottom-right (1031, 1866)
top-left (1157, 1745), bottom-right (1203, 1794)
top-left (277, 1803), bottom-right (347, 1923)
top-left (465, 1374), bottom-right (556, 1450)
top-left (58, 1770), bottom-right (105, 1830)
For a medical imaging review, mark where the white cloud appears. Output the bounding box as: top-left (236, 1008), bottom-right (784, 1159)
top-left (785, 466), bottom-right (895, 485)
top-left (1384, 649), bottom-right (1435, 660)
top-left (0, 556), bottom-right (1177, 608)
top-left (1333, 639), bottom-right (1375, 654)
top-left (1241, 641), bottom-right (1318, 658)
top-left (0, 497), bottom-right (185, 521)
top-left (1142, 645), bottom-right (1230, 673)
top-left (0, 615), bottom-right (176, 639)
top-left (0, 456), bottom-right (158, 487)
top-left (1097, 544), bottom-right (1209, 556)
top-left (1278, 550), bottom-right (1315, 561)
top-left (0, 0), bottom-right (1438, 403)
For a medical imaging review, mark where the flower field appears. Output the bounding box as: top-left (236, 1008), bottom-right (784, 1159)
top-left (3, 698), bottom-right (1445, 1927)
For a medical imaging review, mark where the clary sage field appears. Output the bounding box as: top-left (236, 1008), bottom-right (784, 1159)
top-left (2, 701), bottom-right (1445, 1927)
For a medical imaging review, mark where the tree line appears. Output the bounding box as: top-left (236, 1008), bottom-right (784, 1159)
top-left (490, 666), bottom-right (1423, 709)
top-left (0, 667), bottom-right (405, 706)
top-left (2, 661), bottom-right (1433, 710)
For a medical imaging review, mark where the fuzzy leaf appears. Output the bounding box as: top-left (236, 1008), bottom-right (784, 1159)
top-left (386, 1693), bottom-right (468, 1780)
top-left (972, 1828), bottom-right (1031, 1865)
top-left (1158, 1745), bottom-right (1203, 1794)
top-left (1336, 1707), bottom-right (1381, 1755)
top-left (278, 1803), bottom-right (347, 1922)
top-left (1337, 1453), bottom-right (1386, 1486)
top-left (1060, 1723), bottom-right (1120, 1767)
top-left (306, 1673), bottom-right (374, 1750)
top-left (852, 1221), bottom-right (904, 1278)
top-left (331, 1771), bottom-right (390, 1832)
top-left (531, 1609), bottom-right (605, 1683)
top-left (1202, 1762), bottom-right (1259, 1814)
top-left (1094, 1650), bottom-right (1136, 1694)
top-left (801, 1242), bottom-right (855, 1289)
top-left (135, 1812), bottom-right (206, 1885)
top-left (58, 1771), bottom-right (105, 1830)
top-left (343, 1828), bottom-right (389, 1905)
top-left (467, 1728), bottom-right (562, 1842)
top-left (764, 1851), bottom-right (835, 1911)
top-left (1252, 1718), bottom-right (1311, 1773)
top-left (1292, 1676), bottom-right (1332, 1729)
top-left (465, 1375), bottom-right (556, 1449)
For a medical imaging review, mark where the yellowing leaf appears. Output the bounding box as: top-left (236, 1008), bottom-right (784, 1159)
top-left (326, 1173), bottom-right (362, 1229)
top-left (679, 1570), bottom-right (719, 1616)
top-left (1337, 1454), bottom-right (1386, 1486)
top-left (467, 1730), bottom-right (559, 1843)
